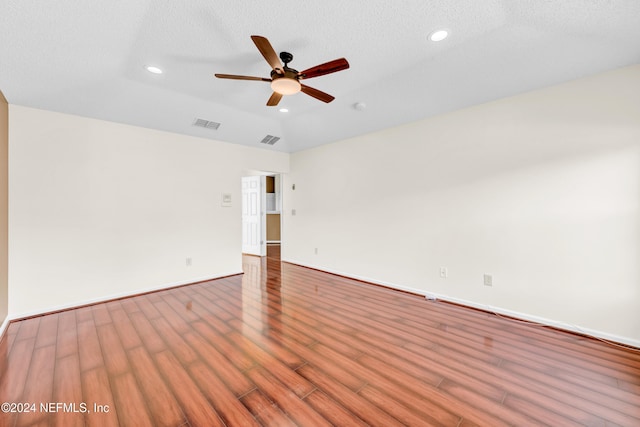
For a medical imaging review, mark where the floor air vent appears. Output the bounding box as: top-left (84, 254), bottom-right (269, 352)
top-left (260, 135), bottom-right (280, 145)
top-left (193, 118), bottom-right (221, 130)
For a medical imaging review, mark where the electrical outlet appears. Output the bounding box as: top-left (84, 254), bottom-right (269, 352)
top-left (314, 248), bottom-right (318, 255)
top-left (439, 267), bottom-right (448, 278)
top-left (186, 257), bottom-right (192, 267)
top-left (484, 274), bottom-right (492, 286)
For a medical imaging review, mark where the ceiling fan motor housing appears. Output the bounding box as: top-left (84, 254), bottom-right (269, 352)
top-left (279, 51), bottom-right (294, 65)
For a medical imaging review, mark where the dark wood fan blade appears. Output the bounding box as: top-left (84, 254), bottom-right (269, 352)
top-left (299, 58), bottom-right (349, 79)
top-left (251, 35), bottom-right (283, 72)
top-left (267, 92), bottom-right (283, 106)
top-left (300, 84), bottom-right (335, 103)
top-left (215, 74), bottom-right (271, 82)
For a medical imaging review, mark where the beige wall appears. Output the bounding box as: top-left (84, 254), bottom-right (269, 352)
top-left (8, 106), bottom-right (289, 317)
top-left (266, 176), bottom-right (275, 194)
top-left (267, 213), bottom-right (281, 241)
top-left (283, 65), bottom-right (640, 346)
top-left (0, 91), bottom-right (7, 327)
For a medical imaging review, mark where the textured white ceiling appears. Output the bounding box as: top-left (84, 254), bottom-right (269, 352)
top-left (1, 0), bottom-right (639, 152)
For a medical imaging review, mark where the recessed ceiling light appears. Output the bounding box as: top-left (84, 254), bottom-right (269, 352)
top-left (279, 108), bottom-right (289, 113)
top-left (145, 65), bottom-right (163, 74)
top-left (429, 29), bottom-right (449, 42)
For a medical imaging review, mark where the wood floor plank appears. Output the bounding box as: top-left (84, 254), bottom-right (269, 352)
top-left (160, 292), bottom-right (200, 324)
top-left (154, 350), bottom-right (225, 427)
top-left (92, 304), bottom-right (112, 327)
top-left (227, 331), bottom-right (316, 398)
top-left (15, 345), bottom-right (56, 427)
top-left (118, 297), bottom-right (141, 315)
top-left (173, 288), bottom-right (216, 323)
top-left (196, 310), bottom-right (233, 335)
top-left (127, 346), bottom-right (186, 427)
top-left (35, 314), bottom-right (59, 348)
top-left (358, 384), bottom-right (446, 427)
top-left (81, 367), bottom-right (119, 427)
top-left (286, 276), bottom-right (616, 426)
top-left (296, 364), bottom-right (406, 427)
top-left (0, 325), bottom-right (19, 361)
top-left (52, 355), bottom-right (85, 427)
top-left (191, 287), bottom-right (237, 321)
top-left (189, 361), bottom-right (261, 427)
top-left (191, 320), bottom-right (255, 371)
top-left (358, 351), bottom-right (445, 393)
top-left (110, 372), bottom-right (155, 427)
top-left (619, 380), bottom-right (640, 397)
top-left (240, 389), bottom-right (297, 427)
top-left (0, 337), bottom-right (36, 403)
top-left (312, 343), bottom-right (473, 426)
top-left (56, 310), bottom-right (79, 359)
top-left (97, 323), bottom-right (129, 376)
top-left (450, 319), bottom-right (638, 387)
top-left (502, 392), bottom-right (605, 427)
top-left (1, 246), bottom-right (639, 427)
top-left (436, 378), bottom-right (547, 426)
top-left (145, 292), bottom-right (162, 303)
top-left (109, 307), bottom-right (142, 351)
top-left (183, 331), bottom-right (255, 396)
top-left (15, 317), bottom-right (40, 341)
top-left (76, 307), bottom-right (94, 324)
top-left (227, 318), bottom-right (306, 370)
top-left (128, 311), bottom-right (166, 354)
top-left (499, 359), bottom-right (640, 424)
top-left (104, 300), bottom-right (123, 313)
top-left (232, 318), bottom-right (365, 391)
top-left (230, 286), bottom-right (360, 358)
top-left (177, 288), bottom-right (232, 335)
top-left (150, 317), bottom-right (198, 366)
top-left (303, 389), bottom-right (370, 427)
top-left (362, 341), bottom-right (504, 404)
top-left (77, 319), bottom-right (104, 372)
top-left (129, 296), bottom-right (158, 319)
top-left (4, 321), bottom-right (20, 343)
top-left (151, 300), bottom-right (191, 335)
top-left (246, 366), bottom-right (331, 427)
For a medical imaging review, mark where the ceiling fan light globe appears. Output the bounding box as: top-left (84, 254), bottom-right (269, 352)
top-left (271, 78), bottom-right (301, 95)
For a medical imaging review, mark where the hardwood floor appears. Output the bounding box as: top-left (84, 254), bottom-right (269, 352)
top-left (1, 244), bottom-right (639, 426)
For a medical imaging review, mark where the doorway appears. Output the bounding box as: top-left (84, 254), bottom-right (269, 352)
top-left (241, 173), bottom-right (282, 257)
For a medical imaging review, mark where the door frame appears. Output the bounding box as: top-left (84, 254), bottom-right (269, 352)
top-left (241, 172), bottom-right (284, 257)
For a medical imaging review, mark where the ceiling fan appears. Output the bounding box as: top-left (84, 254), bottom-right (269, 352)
top-left (215, 35), bottom-right (349, 106)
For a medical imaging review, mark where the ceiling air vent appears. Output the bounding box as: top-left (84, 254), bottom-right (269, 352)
top-left (260, 135), bottom-right (280, 145)
top-left (193, 118), bottom-right (221, 130)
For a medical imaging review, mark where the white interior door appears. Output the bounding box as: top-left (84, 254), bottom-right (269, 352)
top-left (241, 176), bottom-right (266, 256)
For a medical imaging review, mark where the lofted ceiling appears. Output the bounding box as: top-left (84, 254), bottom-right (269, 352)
top-left (1, 0), bottom-right (639, 153)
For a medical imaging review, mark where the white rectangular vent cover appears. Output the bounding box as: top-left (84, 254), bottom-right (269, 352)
top-left (193, 118), bottom-right (221, 130)
top-left (260, 135), bottom-right (280, 145)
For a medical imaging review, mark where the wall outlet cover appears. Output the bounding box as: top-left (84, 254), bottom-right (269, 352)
top-left (484, 274), bottom-right (492, 286)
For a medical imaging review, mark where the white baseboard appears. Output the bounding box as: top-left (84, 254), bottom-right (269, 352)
top-left (282, 258), bottom-right (640, 349)
top-left (0, 316), bottom-right (10, 340)
top-left (430, 294), bottom-right (640, 349)
top-left (7, 271), bottom-right (243, 322)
